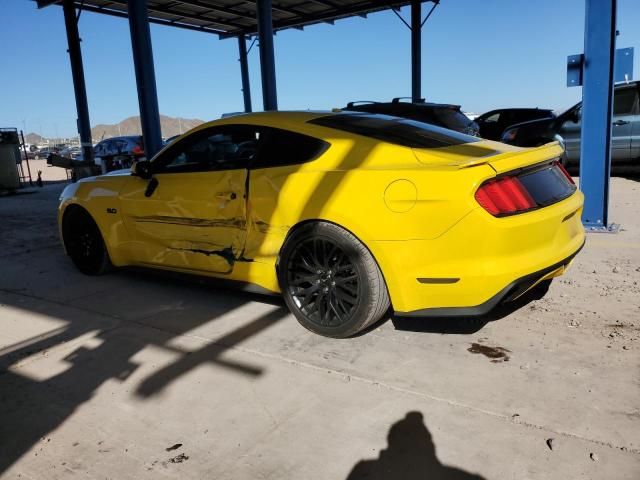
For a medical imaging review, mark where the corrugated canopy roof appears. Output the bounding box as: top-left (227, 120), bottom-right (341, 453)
top-left (37, 1), bottom-right (419, 37)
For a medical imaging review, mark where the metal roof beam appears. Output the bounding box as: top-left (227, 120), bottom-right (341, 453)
top-left (164, 0), bottom-right (255, 20)
top-left (239, 0), bottom-right (318, 21)
top-left (71, 3), bottom-right (224, 35)
top-left (269, 0), bottom-right (411, 33)
top-left (102, 0), bottom-right (247, 31)
top-left (36, 0), bottom-right (61, 7)
top-left (307, 0), bottom-right (341, 8)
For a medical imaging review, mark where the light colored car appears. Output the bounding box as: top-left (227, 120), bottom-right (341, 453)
top-left (502, 82), bottom-right (640, 167)
top-left (560, 81), bottom-right (640, 165)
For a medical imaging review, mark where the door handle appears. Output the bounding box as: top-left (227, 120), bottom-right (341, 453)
top-left (215, 192), bottom-right (237, 201)
top-left (613, 120), bottom-right (629, 126)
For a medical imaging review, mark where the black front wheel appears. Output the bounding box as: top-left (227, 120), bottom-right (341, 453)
top-left (62, 208), bottom-right (112, 275)
top-left (278, 222), bottom-right (390, 338)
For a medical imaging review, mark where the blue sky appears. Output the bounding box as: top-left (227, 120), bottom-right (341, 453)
top-left (2, 0), bottom-right (639, 137)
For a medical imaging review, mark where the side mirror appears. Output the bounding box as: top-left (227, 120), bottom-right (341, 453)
top-left (570, 110), bottom-right (581, 123)
top-left (131, 160), bottom-right (153, 180)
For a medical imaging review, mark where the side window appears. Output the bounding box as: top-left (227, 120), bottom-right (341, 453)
top-left (113, 140), bottom-right (127, 155)
top-left (484, 112), bottom-right (500, 123)
top-left (613, 88), bottom-right (638, 115)
top-left (106, 140), bottom-right (117, 156)
top-left (251, 128), bottom-right (329, 169)
top-left (153, 126), bottom-right (259, 174)
top-left (503, 111), bottom-right (519, 125)
top-left (96, 141), bottom-right (110, 157)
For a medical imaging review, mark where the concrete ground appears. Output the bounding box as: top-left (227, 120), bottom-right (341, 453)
top-left (0, 177), bottom-right (639, 479)
top-left (21, 160), bottom-right (71, 184)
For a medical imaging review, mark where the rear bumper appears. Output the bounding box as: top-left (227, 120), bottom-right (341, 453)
top-left (369, 188), bottom-right (585, 313)
top-left (394, 241), bottom-right (584, 318)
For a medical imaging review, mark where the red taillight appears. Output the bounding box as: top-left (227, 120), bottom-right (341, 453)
top-left (475, 176), bottom-right (537, 216)
top-left (132, 145), bottom-right (144, 156)
top-left (555, 161), bottom-right (575, 184)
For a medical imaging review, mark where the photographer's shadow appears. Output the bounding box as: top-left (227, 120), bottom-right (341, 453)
top-left (346, 412), bottom-right (486, 480)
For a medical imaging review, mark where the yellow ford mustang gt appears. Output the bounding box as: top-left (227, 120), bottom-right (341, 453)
top-left (58, 111), bottom-right (584, 337)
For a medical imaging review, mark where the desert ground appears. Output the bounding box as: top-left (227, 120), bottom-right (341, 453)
top-left (0, 173), bottom-right (638, 479)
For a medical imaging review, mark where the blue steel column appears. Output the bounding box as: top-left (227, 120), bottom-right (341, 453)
top-left (257, 0), bottom-right (278, 110)
top-left (238, 35), bottom-right (252, 112)
top-left (580, 0), bottom-right (617, 228)
top-left (411, 0), bottom-right (422, 102)
top-left (126, 0), bottom-right (163, 158)
top-left (62, 0), bottom-right (93, 163)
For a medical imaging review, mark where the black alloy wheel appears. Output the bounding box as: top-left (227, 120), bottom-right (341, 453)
top-left (287, 237), bottom-right (360, 328)
top-left (279, 222), bottom-right (390, 338)
top-left (63, 208), bottom-right (112, 275)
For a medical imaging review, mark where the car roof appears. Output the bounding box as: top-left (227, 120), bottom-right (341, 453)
top-left (346, 100), bottom-right (461, 109)
top-left (489, 108), bottom-right (553, 112)
top-left (195, 110), bottom-right (335, 130)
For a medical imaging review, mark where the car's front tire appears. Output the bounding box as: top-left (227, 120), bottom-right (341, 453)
top-left (62, 207), bottom-right (112, 275)
top-left (278, 222), bottom-right (390, 338)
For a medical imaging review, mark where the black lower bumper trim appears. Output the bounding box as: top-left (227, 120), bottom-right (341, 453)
top-left (394, 241), bottom-right (585, 318)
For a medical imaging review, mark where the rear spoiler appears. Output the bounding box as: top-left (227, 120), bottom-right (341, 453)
top-left (412, 140), bottom-right (565, 172)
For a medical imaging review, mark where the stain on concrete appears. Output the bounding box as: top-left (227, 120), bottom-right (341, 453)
top-left (467, 343), bottom-right (511, 363)
top-left (167, 453), bottom-right (189, 464)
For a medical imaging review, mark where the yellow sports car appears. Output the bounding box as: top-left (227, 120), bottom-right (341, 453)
top-left (58, 111), bottom-right (584, 337)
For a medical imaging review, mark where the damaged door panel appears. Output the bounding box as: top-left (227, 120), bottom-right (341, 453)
top-left (243, 127), bottom-right (331, 262)
top-left (118, 125), bottom-right (260, 273)
top-left (119, 169), bottom-right (249, 273)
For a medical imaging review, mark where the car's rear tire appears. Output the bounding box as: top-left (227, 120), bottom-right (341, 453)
top-left (278, 222), bottom-right (390, 338)
top-left (62, 207), bottom-right (112, 275)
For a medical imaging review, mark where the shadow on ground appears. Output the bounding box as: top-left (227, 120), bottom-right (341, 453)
top-left (346, 412), bottom-right (485, 480)
top-left (0, 264), bottom-right (290, 474)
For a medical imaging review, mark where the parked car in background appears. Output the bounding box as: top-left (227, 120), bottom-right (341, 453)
top-left (93, 135), bottom-right (145, 173)
top-left (36, 146), bottom-right (60, 160)
top-left (475, 108), bottom-right (555, 140)
top-left (60, 146), bottom-right (83, 161)
top-left (20, 147), bottom-right (36, 160)
top-left (502, 82), bottom-right (640, 167)
top-left (163, 134), bottom-right (181, 145)
top-left (342, 98), bottom-right (480, 136)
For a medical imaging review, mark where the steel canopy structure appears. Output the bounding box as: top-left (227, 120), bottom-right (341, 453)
top-left (36, 0), bottom-right (431, 159)
top-left (38, 0), bottom-right (417, 36)
top-left (35, 0), bottom-right (620, 229)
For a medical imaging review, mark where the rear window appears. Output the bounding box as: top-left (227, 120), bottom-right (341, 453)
top-left (252, 128), bottom-right (329, 169)
top-left (517, 164), bottom-right (576, 207)
top-left (308, 113), bottom-right (479, 148)
top-left (432, 108), bottom-right (473, 131)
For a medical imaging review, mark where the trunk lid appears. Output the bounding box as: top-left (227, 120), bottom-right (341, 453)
top-left (412, 140), bottom-right (565, 173)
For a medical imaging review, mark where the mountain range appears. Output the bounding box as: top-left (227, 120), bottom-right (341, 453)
top-left (91, 115), bottom-right (204, 141)
top-left (24, 115), bottom-right (205, 145)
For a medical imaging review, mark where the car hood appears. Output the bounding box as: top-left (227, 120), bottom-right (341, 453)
top-left (75, 168), bottom-right (131, 185)
top-left (103, 168), bottom-right (131, 176)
